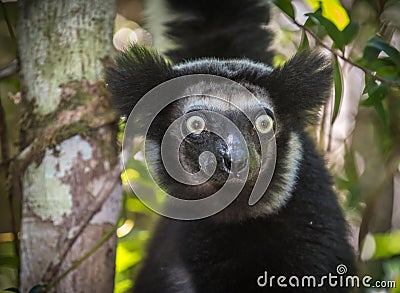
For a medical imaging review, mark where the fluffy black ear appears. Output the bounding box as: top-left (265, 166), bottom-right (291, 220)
top-left (266, 50), bottom-right (333, 127)
top-left (106, 45), bottom-right (175, 116)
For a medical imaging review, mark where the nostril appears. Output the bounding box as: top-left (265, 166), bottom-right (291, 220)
top-left (222, 154), bottom-right (248, 174)
top-left (222, 153), bottom-right (232, 171)
top-left (231, 158), bottom-right (248, 173)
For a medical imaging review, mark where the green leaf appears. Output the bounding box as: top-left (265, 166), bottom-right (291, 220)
top-left (374, 64), bottom-right (399, 82)
top-left (305, 0), bottom-right (350, 31)
top-left (28, 285), bottom-right (45, 293)
top-left (298, 30), bottom-right (309, 52)
top-left (362, 76), bottom-right (378, 95)
top-left (115, 246), bottom-right (142, 273)
top-left (362, 46), bottom-right (380, 64)
top-left (366, 36), bottom-right (400, 69)
top-left (361, 84), bottom-right (389, 107)
top-left (361, 77), bottom-right (390, 130)
top-left (373, 101), bottom-right (388, 127)
top-left (377, 65), bottom-right (399, 81)
top-left (306, 9), bottom-right (345, 51)
top-left (342, 21), bottom-right (359, 44)
top-left (273, 0), bottom-right (295, 19)
top-left (114, 279), bottom-right (133, 293)
top-left (303, 16), bottom-right (316, 29)
top-left (126, 197), bottom-right (153, 215)
top-left (361, 57), bottom-right (396, 72)
top-left (361, 231), bottom-right (400, 260)
top-left (304, 7), bottom-right (357, 48)
top-left (3, 288), bottom-right (20, 293)
top-left (332, 56), bottom-right (342, 124)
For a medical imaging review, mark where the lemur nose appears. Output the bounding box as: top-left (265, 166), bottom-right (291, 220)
top-left (222, 153), bottom-right (249, 176)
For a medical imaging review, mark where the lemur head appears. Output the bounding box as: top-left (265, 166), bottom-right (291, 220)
top-left (107, 45), bottom-right (332, 222)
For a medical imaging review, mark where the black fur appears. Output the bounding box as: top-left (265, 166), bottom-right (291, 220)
top-left (106, 46), bottom-right (175, 116)
top-left (164, 0), bottom-right (274, 63)
top-left (264, 51), bottom-right (333, 128)
top-left (106, 0), bottom-right (356, 292)
top-left (134, 135), bottom-right (356, 293)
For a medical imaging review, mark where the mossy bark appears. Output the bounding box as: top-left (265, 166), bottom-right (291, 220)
top-left (18, 1), bottom-right (121, 292)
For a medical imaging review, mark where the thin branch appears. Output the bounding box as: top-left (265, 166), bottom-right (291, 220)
top-left (292, 19), bottom-right (400, 87)
top-left (42, 165), bottom-right (121, 283)
top-left (0, 59), bottom-right (18, 79)
top-left (0, 99), bottom-right (117, 169)
top-left (45, 222), bottom-right (120, 292)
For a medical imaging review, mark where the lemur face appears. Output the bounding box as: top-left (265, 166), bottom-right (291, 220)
top-left (107, 46), bottom-right (332, 221)
top-left (176, 81), bottom-right (275, 188)
top-left (144, 82), bottom-right (300, 222)
top-left (178, 99), bottom-right (274, 187)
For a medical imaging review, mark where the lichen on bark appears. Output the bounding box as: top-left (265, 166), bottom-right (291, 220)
top-left (18, 1), bottom-right (121, 291)
top-left (23, 135), bottom-right (93, 225)
top-left (18, 1), bottom-right (115, 115)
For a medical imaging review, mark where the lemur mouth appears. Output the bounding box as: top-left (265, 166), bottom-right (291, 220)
top-left (206, 173), bottom-right (247, 187)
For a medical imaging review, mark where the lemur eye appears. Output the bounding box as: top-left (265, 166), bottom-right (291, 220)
top-left (255, 114), bottom-right (274, 133)
top-left (186, 115), bottom-right (205, 134)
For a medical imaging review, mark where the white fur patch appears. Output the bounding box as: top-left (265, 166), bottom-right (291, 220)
top-left (143, 0), bottom-right (177, 52)
top-left (180, 80), bottom-right (273, 113)
top-left (167, 263), bottom-right (195, 292)
top-left (173, 58), bottom-right (273, 74)
top-left (252, 132), bottom-right (303, 217)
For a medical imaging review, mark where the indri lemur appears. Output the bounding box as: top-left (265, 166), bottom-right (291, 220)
top-left (106, 0), bottom-right (356, 292)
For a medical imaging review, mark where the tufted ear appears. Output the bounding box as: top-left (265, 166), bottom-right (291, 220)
top-left (106, 44), bottom-right (175, 116)
top-left (266, 50), bottom-right (333, 127)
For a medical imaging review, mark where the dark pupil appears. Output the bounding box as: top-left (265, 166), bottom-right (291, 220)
top-left (261, 120), bottom-right (268, 128)
top-left (192, 120), bottom-right (201, 130)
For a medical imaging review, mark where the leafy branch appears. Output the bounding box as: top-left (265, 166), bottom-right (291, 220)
top-left (292, 19), bottom-right (400, 88)
top-left (274, 0), bottom-right (400, 88)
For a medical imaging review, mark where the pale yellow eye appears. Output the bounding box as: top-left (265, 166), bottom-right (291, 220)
top-left (186, 115), bottom-right (205, 134)
top-left (255, 114), bottom-right (273, 133)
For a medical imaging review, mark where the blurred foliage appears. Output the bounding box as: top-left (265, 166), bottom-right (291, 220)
top-left (113, 136), bottom-right (159, 293)
top-left (0, 1), bottom-right (20, 291)
top-left (305, 0), bottom-right (350, 30)
top-left (0, 0), bottom-right (399, 292)
top-left (274, 0), bottom-right (400, 291)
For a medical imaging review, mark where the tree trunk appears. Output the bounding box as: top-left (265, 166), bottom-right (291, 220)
top-left (18, 1), bottom-right (121, 292)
